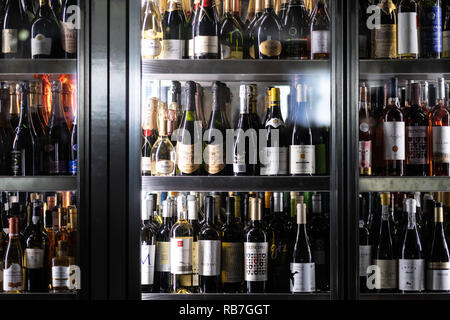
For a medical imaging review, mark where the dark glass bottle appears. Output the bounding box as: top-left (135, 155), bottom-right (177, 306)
top-left (187, 194), bottom-right (201, 292)
top-left (219, 0), bottom-right (244, 59)
top-left (193, 0), bottom-right (219, 59)
top-left (141, 200), bottom-right (157, 296)
top-left (309, 0), bottom-right (330, 59)
top-left (397, 0), bottom-right (419, 59)
top-left (255, 0), bottom-right (282, 59)
top-left (49, 0), bottom-right (61, 21)
top-left (31, 0), bottom-right (62, 59)
top-left (444, 0), bottom-right (450, 57)
top-left (154, 199), bottom-right (173, 293)
top-left (359, 194), bottom-right (372, 293)
top-left (281, 0), bottom-right (309, 59)
top-left (61, 0), bottom-right (77, 59)
top-left (161, 0), bottom-right (186, 59)
top-left (420, 0), bottom-right (442, 59)
top-left (244, 0), bottom-right (263, 59)
top-left (2, 0), bottom-right (31, 58)
top-left (0, 83), bottom-right (12, 175)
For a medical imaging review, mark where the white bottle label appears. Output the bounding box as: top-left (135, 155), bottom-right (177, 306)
top-left (290, 263), bottom-right (315, 293)
top-left (141, 157), bottom-right (151, 172)
top-left (311, 30), bottom-right (330, 54)
top-left (3, 263), bottom-right (22, 291)
top-left (289, 145), bottom-right (315, 174)
top-left (359, 245), bottom-right (372, 277)
top-left (399, 259), bottom-right (425, 291)
top-left (198, 240), bottom-right (221, 276)
top-left (194, 36), bottom-right (218, 55)
top-left (427, 268), bottom-right (450, 291)
top-left (188, 38), bottom-right (194, 57)
top-left (25, 248), bottom-right (44, 269)
top-left (155, 241), bottom-right (170, 272)
top-left (176, 143), bottom-right (201, 174)
top-left (141, 244), bottom-right (155, 285)
top-left (244, 242), bottom-right (268, 282)
top-left (374, 259), bottom-right (398, 289)
top-left (264, 147), bottom-right (288, 175)
top-left (170, 237), bottom-right (193, 274)
top-left (398, 12), bottom-right (418, 55)
top-left (142, 38), bottom-right (162, 57)
top-left (32, 33), bottom-right (52, 56)
top-left (2, 29), bottom-right (18, 54)
top-left (433, 126), bottom-right (450, 163)
top-left (407, 126), bottom-right (427, 164)
top-left (161, 39), bottom-right (185, 59)
top-left (383, 122), bottom-right (406, 160)
top-left (156, 160), bottom-right (175, 175)
top-left (52, 266), bottom-right (69, 288)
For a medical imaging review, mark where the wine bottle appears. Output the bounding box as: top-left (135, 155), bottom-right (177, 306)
top-left (49, 0), bottom-right (61, 21)
top-left (232, 0), bottom-right (245, 28)
top-left (142, 0), bottom-right (163, 60)
top-left (193, 0), bottom-right (219, 59)
top-left (233, 84), bottom-right (258, 176)
top-left (281, 0), bottom-right (309, 60)
top-left (170, 194), bottom-right (194, 293)
top-left (359, 194), bottom-right (372, 293)
top-left (0, 83), bottom-right (12, 175)
top-left (244, 0), bottom-right (263, 59)
top-left (69, 111), bottom-right (77, 175)
top-left (444, 0), bottom-right (450, 57)
top-left (141, 195), bottom-right (156, 293)
top-left (29, 81), bottom-right (46, 175)
top-left (167, 81), bottom-right (181, 144)
top-left (11, 82), bottom-right (39, 176)
top-left (278, 0), bottom-right (287, 21)
top-left (3, 0), bottom-right (31, 58)
top-left (23, 0), bottom-right (36, 22)
top-left (161, 0), bottom-right (186, 59)
top-left (44, 80), bottom-right (70, 175)
top-left (31, 0), bottom-right (62, 59)
top-left (219, 0), bottom-right (244, 59)
top-left (61, 0), bottom-right (77, 59)
top-left (371, 0), bottom-right (397, 59)
top-left (383, 78), bottom-right (405, 176)
top-left (150, 108), bottom-right (176, 176)
top-left (154, 199), bottom-right (173, 293)
top-left (51, 240), bottom-right (70, 292)
top-left (309, 0), bottom-right (330, 59)
top-left (255, 0), bottom-right (282, 59)
top-left (397, 0), bottom-right (419, 59)
top-left (8, 83), bottom-right (19, 132)
top-left (142, 97), bottom-right (158, 176)
top-left (405, 83), bottom-right (430, 176)
top-left (374, 193), bottom-right (397, 292)
top-left (187, 194), bottom-right (200, 291)
top-left (420, 0), bottom-right (442, 59)
top-left (290, 83), bottom-right (314, 176)
top-left (431, 78), bottom-right (450, 177)
top-left (245, 0), bottom-right (255, 27)
top-left (3, 216), bottom-right (23, 293)
top-left (187, 0), bottom-right (200, 59)
top-left (427, 202), bottom-right (450, 291)
top-left (244, 197), bottom-right (268, 293)
top-left (290, 203), bottom-right (315, 293)
top-left (198, 196), bottom-right (221, 293)
top-left (398, 198), bottom-right (425, 292)
top-left (262, 87), bottom-right (288, 176)
top-left (177, 81), bottom-right (202, 175)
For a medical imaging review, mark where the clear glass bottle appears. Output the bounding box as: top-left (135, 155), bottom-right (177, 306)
top-left (142, 0), bottom-right (163, 60)
top-left (151, 108), bottom-right (176, 176)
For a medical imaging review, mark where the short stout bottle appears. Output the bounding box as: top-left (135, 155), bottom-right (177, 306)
top-left (398, 198), bottom-right (425, 292)
top-left (219, 0), bottom-right (244, 59)
top-left (161, 0), bottom-right (186, 59)
top-left (290, 203), bottom-right (315, 293)
top-left (221, 197), bottom-right (243, 293)
top-left (51, 240), bottom-right (70, 292)
top-left (359, 195), bottom-right (372, 293)
top-left (427, 202), bottom-right (450, 292)
top-left (397, 0), bottom-right (419, 59)
top-left (31, 0), bottom-right (62, 59)
top-left (359, 84), bottom-right (374, 176)
top-left (282, 0), bottom-right (309, 60)
top-left (420, 0), bottom-right (442, 59)
top-left (154, 200), bottom-right (173, 293)
top-left (3, 216), bottom-right (23, 293)
top-left (309, 0), bottom-right (330, 59)
top-left (255, 0), bottom-right (282, 59)
top-left (141, 198), bottom-right (156, 293)
top-left (150, 110), bottom-right (176, 176)
top-left (187, 195), bottom-right (201, 292)
top-left (193, 0), bottom-right (220, 59)
top-left (371, 0), bottom-right (397, 59)
top-left (244, 197), bottom-right (268, 293)
top-left (198, 196), bottom-right (221, 293)
top-left (374, 193), bottom-right (398, 292)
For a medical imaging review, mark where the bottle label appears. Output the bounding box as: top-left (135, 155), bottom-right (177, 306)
top-left (25, 248), bottom-right (44, 269)
top-left (359, 245), bottom-right (372, 277)
top-left (141, 244), bottom-right (156, 285)
top-left (398, 12), bottom-right (418, 55)
top-left (399, 259), bottom-right (425, 291)
top-left (2, 29), bottom-right (18, 54)
top-left (156, 160), bottom-right (175, 175)
top-left (188, 38), bottom-right (194, 58)
top-left (199, 240), bottom-right (221, 276)
top-left (32, 34), bottom-right (52, 56)
top-left (176, 143), bottom-right (200, 174)
top-left (265, 118), bottom-right (283, 128)
top-left (290, 263), bottom-right (315, 293)
top-left (311, 30), bottom-right (330, 54)
top-left (427, 263), bottom-right (450, 291)
top-left (61, 21), bottom-right (77, 54)
top-left (443, 30), bottom-right (450, 57)
top-left (3, 263), bottom-right (22, 291)
top-left (141, 156), bottom-right (152, 172)
top-left (155, 241), bottom-right (170, 272)
top-left (194, 36), bottom-right (218, 55)
top-left (374, 259), bottom-right (398, 289)
top-left (290, 145), bottom-right (315, 175)
top-left (161, 39), bottom-right (185, 59)
top-left (259, 39), bottom-right (282, 57)
top-left (263, 147), bottom-right (288, 175)
top-left (421, 6), bottom-right (442, 54)
top-left (142, 38), bottom-right (162, 57)
top-left (372, 25), bottom-right (397, 58)
top-left (407, 126), bottom-right (427, 164)
top-left (192, 240), bottom-right (199, 286)
top-left (170, 237), bottom-right (193, 274)
top-left (358, 141), bottom-right (372, 171)
top-left (221, 242), bottom-right (243, 283)
top-left (69, 160), bottom-right (78, 175)
top-left (433, 126), bottom-right (450, 163)
top-left (383, 122), bottom-right (406, 160)
top-left (244, 242), bottom-right (268, 281)
top-left (52, 266), bottom-right (69, 288)
top-left (11, 150), bottom-right (23, 176)
top-left (204, 143), bottom-right (225, 174)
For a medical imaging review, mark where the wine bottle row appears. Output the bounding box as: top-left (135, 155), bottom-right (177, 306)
top-left (359, 191), bottom-right (450, 292)
top-left (141, 191), bottom-right (330, 293)
top-left (141, 81), bottom-right (329, 176)
top-left (0, 191), bottom-right (79, 293)
top-left (358, 77), bottom-right (450, 176)
top-left (0, 0), bottom-right (78, 59)
top-left (359, 0), bottom-right (450, 59)
top-left (0, 79), bottom-right (77, 176)
top-left (141, 0), bottom-right (330, 60)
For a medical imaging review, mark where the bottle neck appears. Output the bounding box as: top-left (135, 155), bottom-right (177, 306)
top-left (264, 0), bottom-right (274, 11)
top-left (38, 0), bottom-right (52, 17)
top-left (381, 205), bottom-right (390, 221)
top-left (18, 92), bottom-right (30, 127)
top-left (50, 89), bottom-right (66, 126)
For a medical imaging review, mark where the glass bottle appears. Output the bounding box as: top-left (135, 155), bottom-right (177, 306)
top-left (359, 84), bottom-right (374, 176)
top-left (255, 0), bottom-right (282, 59)
top-left (309, 0), bottom-right (330, 59)
top-left (51, 240), bottom-right (70, 292)
top-left (397, 0), bottom-right (419, 59)
top-left (142, 0), bottom-right (163, 60)
top-left (282, 0), bottom-right (309, 60)
top-left (431, 78), bottom-right (450, 176)
top-left (150, 108), bottom-right (176, 176)
top-left (371, 0), bottom-right (397, 59)
top-left (219, 0), bottom-right (244, 59)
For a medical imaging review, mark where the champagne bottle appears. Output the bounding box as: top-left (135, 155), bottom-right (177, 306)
top-left (244, 0), bottom-right (263, 59)
top-left (31, 0), bottom-right (62, 59)
top-left (2, 0), bottom-right (31, 58)
top-left (142, 97), bottom-right (158, 176)
top-left (371, 0), bottom-right (397, 59)
top-left (61, 0), bottom-right (77, 59)
top-left (8, 83), bottom-right (20, 132)
top-left (161, 0), bottom-right (186, 59)
top-left (154, 199), bottom-right (173, 293)
top-left (309, 0), bottom-right (330, 59)
top-left (142, 0), bottom-right (163, 60)
top-left (3, 215), bottom-right (23, 293)
top-left (397, 0), bottom-right (419, 59)
top-left (219, 0), bottom-right (244, 59)
top-left (193, 0), bottom-right (219, 59)
top-left (255, 0), bottom-right (282, 59)
top-left (282, 0), bottom-right (309, 59)
top-left (150, 108), bottom-right (176, 176)
top-left (167, 81), bottom-right (181, 144)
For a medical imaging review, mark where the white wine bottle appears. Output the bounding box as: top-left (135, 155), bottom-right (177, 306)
top-left (142, 0), bottom-right (163, 60)
top-left (151, 108), bottom-right (176, 176)
top-left (3, 215), bottom-right (24, 293)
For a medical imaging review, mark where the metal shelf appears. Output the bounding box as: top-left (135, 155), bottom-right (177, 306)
top-left (0, 59), bottom-right (77, 75)
top-left (360, 293), bottom-right (450, 300)
top-left (0, 293), bottom-right (79, 300)
top-left (359, 177), bottom-right (450, 192)
top-left (142, 60), bottom-right (330, 81)
top-left (142, 292), bottom-right (331, 301)
top-left (142, 176), bottom-right (330, 192)
top-left (0, 176), bottom-right (78, 192)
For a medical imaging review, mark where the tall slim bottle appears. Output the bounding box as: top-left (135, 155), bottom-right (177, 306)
top-left (245, 0), bottom-right (263, 59)
top-left (69, 111), bottom-right (77, 175)
top-left (359, 84), bottom-right (374, 176)
top-left (3, 216), bottom-right (23, 293)
top-left (219, 0), bottom-right (244, 59)
top-left (193, 0), bottom-right (219, 59)
top-left (371, 0), bottom-right (397, 59)
top-left (154, 199), bottom-right (173, 292)
top-left (141, 197), bottom-right (156, 293)
top-left (161, 0), bottom-right (186, 59)
top-left (187, 194), bottom-right (200, 292)
top-left (359, 195), bottom-right (372, 293)
top-left (420, 0), bottom-right (442, 59)
top-left (309, 0), bottom-right (330, 59)
top-left (431, 78), bottom-right (450, 176)
top-left (142, 0), bottom-right (163, 60)
top-left (2, 0), bottom-right (31, 58)
top-left (397, 0), bottom-right (419, 59)
top-left (31, 0), bottom-right (62, 59)
top-left (61, 0), bottom-right (78, 59)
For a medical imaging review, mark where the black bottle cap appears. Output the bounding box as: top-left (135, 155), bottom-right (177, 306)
top-left (429, 84), bottom-right (437, 107)
top-left (185, 81), bottom-right (197, 94)
top-left (225, 197), bottom-right (235, 216)
top-left (388, 78), bottom-right (398, 99)
top-left (205, 196), bottom-right (215, 223)
top-left (435, 202), bottom-right (444, 208)
top-left (10, 203), bottom-right (20, 217)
